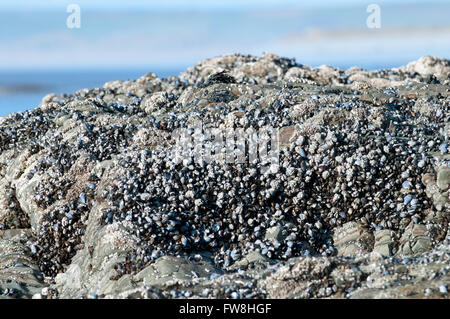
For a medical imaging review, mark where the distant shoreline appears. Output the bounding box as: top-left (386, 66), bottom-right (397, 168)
top-left (0, 84), bottom-right (49, 95)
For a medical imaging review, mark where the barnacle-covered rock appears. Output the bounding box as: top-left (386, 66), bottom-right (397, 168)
top-left (0, 53), bottom-right (449, 299)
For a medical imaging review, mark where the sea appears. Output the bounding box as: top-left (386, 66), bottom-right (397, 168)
top-left (0, 62), bottom-right (395, 118)
top-left (0, 69), bottom-right (182, 117)
top-left (1, 2), bottom-right (449, 117)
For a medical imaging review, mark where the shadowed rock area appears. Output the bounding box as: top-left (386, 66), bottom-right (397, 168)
top-left (0, 53), bottom-right (449, 299)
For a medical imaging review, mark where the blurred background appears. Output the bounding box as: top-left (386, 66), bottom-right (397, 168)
top-left (0, 0), bottom-right (449, 116)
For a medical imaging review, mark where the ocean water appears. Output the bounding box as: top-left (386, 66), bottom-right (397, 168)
top-left (0, 69), bottom-right (181, 117)
top-left (1, 2), bottom-right (449, 117)
top-left (0, 59), bottom-right (433, 118)
top-left (0, 62), bottom-right (397, 118)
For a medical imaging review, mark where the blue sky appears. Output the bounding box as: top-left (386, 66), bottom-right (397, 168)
top-left (2, 0), bottom-right (449, 10)
top-left (0, 0), bottom-right (449, 116)
top-left (0, 0), bottom-right (449, 70)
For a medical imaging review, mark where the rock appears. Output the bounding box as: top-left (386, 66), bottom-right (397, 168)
top-left (0, 228), bottom-right (31, 241)
top-left (204, 71), bottom-right (236, 86)
top-left (330, 264), bottom-right (364, 290)
top-left (134, 256), bottom-right (222, 286)
top-left (284, 66), bottom-right (315, 84)
top-left (264, 225), bottom-right (285, 242)
top-left (399, 56), bottom-right (450, 78)
top-left (233, 55), bottom-right (283, 82)
top-left (437, 167), bottom-right (450, 191)
top-left (39, 94), bottom-right (57, 112)
top-left (262, 257), bottom-right (332, 298)
top-left (397, 223), bottom-right (431, 256)
top-left (373, 229), bottom-right (396, 257)
top-left (333, 222), bottom-right (373, 256)
top-left (141, 92), bottom-right (170, 114)
top-left (12, 155), bottom-right (43, 232)
top-left (0, 179), bottom-right (28, 229)
top-left (0, 239), bottom-right (46, 298)
top-left (0, 53), bottom-right (449, 299)
top-left (40, 93), bottom-right (56, 105)
top-left (422, 173), bottom-right (436, 186)
top-left (278, 126), bottom-right (297, 146)
top-left (433, 192), bottom-right (449, 212)
top-left (235, 251), bottom-right (272, 267)
top-left (439, 284), bottom-right (448, 294)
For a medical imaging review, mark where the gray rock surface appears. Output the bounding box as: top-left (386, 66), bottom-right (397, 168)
top-left (0, 53), bottom-right (449, 298)
top-left (0, 236), bottom-right (45, 298)
top-left (333, 222), bottom-right (373, 256)
top-left (373, 229), bottom-right (396, 257)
